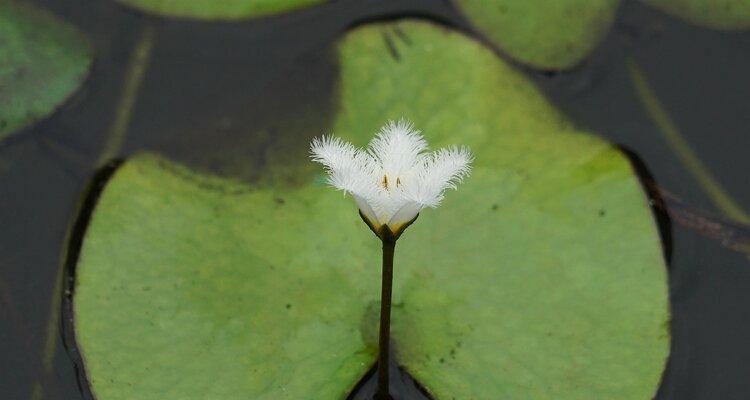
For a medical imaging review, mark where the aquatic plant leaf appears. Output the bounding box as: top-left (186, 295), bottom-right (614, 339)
top-left (74, 155), bottom-right (379, 399)
top-left (73, 20), bottom-right (669, 399)
top-left (452, 0), bottom-right (620, 70)
top-left (639, 0), bottom-right (750, 29)
top-left (0, 1), bottom-right (91, 141)
top-left (114, 0), bottom-right (325, 20)
top-left (334, 20), bottom-right (669, 400)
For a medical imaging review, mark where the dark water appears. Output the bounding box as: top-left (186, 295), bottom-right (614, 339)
top-left (1, 0), bottom-right (749, 399)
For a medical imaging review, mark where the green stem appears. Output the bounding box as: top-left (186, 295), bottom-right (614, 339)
top-left (30, 207), bottom-right (78, 400)
top-left (96, 23), bottom-right (156, 167)
top-left (376, 239), bottom-right (396, 400)
top-left (626, 56), bottom-right (750, 224)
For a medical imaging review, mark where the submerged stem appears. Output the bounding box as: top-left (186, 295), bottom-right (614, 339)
top-left (96, 23), bottom-right (156, 167)
top-left (30, 23), bottom-right (157, 400)
top-left (376, 239), bottom-right (396, 400)
top-left (626, 56), bottom-right (750, 224)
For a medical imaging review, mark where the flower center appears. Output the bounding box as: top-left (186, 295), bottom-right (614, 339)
top-left (381, 175), bottom-right (402, 190)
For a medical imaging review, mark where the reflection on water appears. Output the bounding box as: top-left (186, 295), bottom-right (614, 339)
top-left (0, 0), bottom-right (748, 399)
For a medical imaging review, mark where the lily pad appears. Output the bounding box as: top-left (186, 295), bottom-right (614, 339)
top-left (639, 0), bottom-right (750, 29)
top-left (0, 1), bottom-right (92, 141)
top-left (452, 0), bottom-right (620, 69)
top-left (73, 20), bottom-right (669, 399)
top-left (114, 0), bottom-right (326, 20)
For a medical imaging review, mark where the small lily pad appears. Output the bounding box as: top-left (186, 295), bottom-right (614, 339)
top-left (74, 20), bottom-right (669, 399)
top-left (0, 1), bottom-right (91, 141)
top-left (114, 0), bottom-right (326, 20)
top-left (639, 0), bottom-right (750, 29)
top-left (453, 0), bottom-right (620, 69)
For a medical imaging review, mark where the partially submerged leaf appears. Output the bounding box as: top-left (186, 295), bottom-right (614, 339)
top-left (0, 1), bottom-right (92, 141)
top-left (74, 20), bottom-right (669, 399)
top-left (114, 0), bottom-right (326, 20)
top-left (453, 0), bottom-right (620, 69)
top-left (639, 0), bottom-right (750, 29)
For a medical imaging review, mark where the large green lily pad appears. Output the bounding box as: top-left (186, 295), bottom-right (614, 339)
top-left (453, 0), bottom-right (620, 70)
top-left (74, 20), bottom-right (669, 399)
top-left (639, 0), bottom-right (750, 29)
top-left (0, 1), bottom-right (91, 141)
top-left (114, 0), bottom-right (325, 20)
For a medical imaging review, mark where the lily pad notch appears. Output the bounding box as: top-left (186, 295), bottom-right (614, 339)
top-left (61, 160), bottom-right (127, 400)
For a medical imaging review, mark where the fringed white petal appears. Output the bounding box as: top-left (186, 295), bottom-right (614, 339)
top-left (310, 135), bottom-right (375, 197)
top-left (367, 119), bottom-right (428, 180)
top-left (310, 120), bottom-right (473, 233)
top-left (406, 145), bottom-right (473, 208)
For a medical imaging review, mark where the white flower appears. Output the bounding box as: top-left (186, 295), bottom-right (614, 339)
top-left (310, 119), bottom-right (473, 237)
